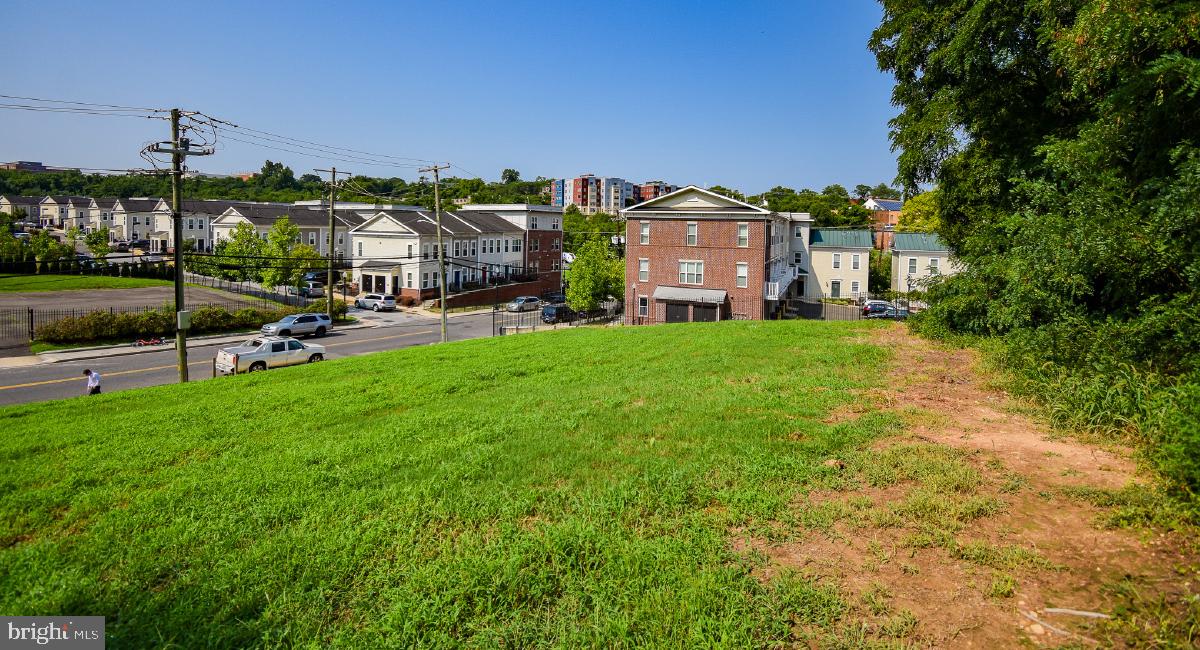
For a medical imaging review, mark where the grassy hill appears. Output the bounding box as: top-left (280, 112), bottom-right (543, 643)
top-left (0, 321), bottom-right (893, 647)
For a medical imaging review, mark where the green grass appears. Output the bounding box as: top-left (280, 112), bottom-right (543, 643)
top-left (0, 274), bottom-right (171, 292)
top-left (0, 320), bottom-right (898, 647)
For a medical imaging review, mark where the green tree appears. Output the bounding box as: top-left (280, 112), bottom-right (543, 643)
top-left (896, 190), bottom-right (940, 232)
top-left (84, 228), bottom-right (111, 261)
top-left (260, 218), bottom-right (305, 291)
top-left (869, 183), bottom-right (901, 199)
top-left (500, 169), bottom-right (520, 184)
top-left (565, 239), bottom-right (623, 312)
top-left (708, 185), bottom-right (745, 202)
top-left (853, 184), bottom-right (873, 200)
top-left (216, 222), bottom-right (267, 282)
top-left (821, 184), bottom-right (849, 201)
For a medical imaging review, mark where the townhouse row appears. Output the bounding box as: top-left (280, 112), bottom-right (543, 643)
top-left (620, 186), bottom-right (958, 324)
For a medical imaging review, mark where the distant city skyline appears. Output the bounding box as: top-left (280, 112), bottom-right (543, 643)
top-left (1, 0), bottom-right (900, 195)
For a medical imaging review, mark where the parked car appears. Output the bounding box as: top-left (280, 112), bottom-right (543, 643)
top-left (866, 306), bottom-right (910, 320)
top-left (260, 312), bottom-right (332, 337)
top-left (299, 281), bottom-right (325, 298)
top-left (114, 240), bottom-right (130, 251)
top-left (541, 291), bottom-right (567, 304)
top-left (541, 304), bottom-right (577, 324)
top-left (862, 300), bottom-right (891, 317)
top-left (354, 294), bottom-right (396, 311)
top-left (304, 270), bottom-right (342, 284)
top-left (214, 336), bottom-right (325, 374)
top-left (506, 296), bottom-right (541, 312)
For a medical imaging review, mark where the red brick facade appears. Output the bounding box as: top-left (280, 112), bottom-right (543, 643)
top-left (524, 230), bottom-right (563, 292)
top-left (624, 217), bottom-right (771, 324)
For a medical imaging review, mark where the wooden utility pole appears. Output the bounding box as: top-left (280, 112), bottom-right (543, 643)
top-left (151, 109), bottom-right (211, 383)
top-left (315, 167), bottom-right (344, 318)
top-left (419, 163), bottom-right (451, 343)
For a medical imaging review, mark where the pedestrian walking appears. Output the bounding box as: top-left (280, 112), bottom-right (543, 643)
top-left (83, 369), bottom-right (101, 396)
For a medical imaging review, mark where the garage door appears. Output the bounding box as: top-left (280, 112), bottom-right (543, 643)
top-left (665, 303), bottom-right (689, 323)
top-left (693, 304), bottom-right (717, 322)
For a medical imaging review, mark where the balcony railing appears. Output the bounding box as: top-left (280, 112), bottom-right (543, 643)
top-left (764, 266), bottom-right (801, 300)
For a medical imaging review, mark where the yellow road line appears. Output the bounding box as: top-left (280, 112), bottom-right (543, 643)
top-left (0, 329), bottom-right (435, 391)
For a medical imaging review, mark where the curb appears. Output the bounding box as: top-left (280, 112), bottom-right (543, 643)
top-left (36, 321), bottom-right (374, 363)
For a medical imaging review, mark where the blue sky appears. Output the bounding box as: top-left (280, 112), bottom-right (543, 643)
top-left (2, 0), bottom-right (898, 194)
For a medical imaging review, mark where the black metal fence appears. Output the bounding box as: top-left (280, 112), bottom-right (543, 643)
top-left (492, 300), bottom-right (622, 336)
top-left (0, 297), bottom-right (293, 349)
top-left (785, 294), bottom-right (917, 322)
top-left (184, 273), bottom-right (314, 308)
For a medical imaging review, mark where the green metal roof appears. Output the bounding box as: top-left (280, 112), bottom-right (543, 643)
top-left (809, 229), bottom-right (873, 249)
top-left (892, 232), bottom-right (948, 252)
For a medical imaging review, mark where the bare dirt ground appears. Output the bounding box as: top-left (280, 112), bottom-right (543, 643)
top-left (735, 324), bottom-right (1198, 648)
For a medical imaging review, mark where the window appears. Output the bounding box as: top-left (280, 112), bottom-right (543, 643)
top-left (737, 223), bottom-right (749, 247)
top-left (552, 219), bottom-right (560, 230)
top-left (406, 272), bottom-right (413, 288)
top-left (640, 221), bottom-right (650, 244)
top-left (794, 225), bottom-right (803, 238)
top-left (852, 254), bottom-right (861, 270)
top-left (454, 241), bottom-right (461, 257)
top-left (187, 218), bottom-right (194, 230)
top-left (504, 239), bottom-right (510, 253)
top-left (638, 258), bottom-right (649, 282)
top-left (929, 257), bottom-right (940, 273)
top-left (422, 272), bottom-right (429, 288)
top-left (678, 261), bottom-right (704, 285)
top-left (553, 238), bottom-right (560, 251)
top-left (833, 253), bottom-right (842, 269)
top-left (638, 296), bottom-right (648, 317)
top-left (851, 281), bottom-right (860, 294)
top-left (907, 257), bottom-right (917, 274)
top-left (793, 252), bottom-right (803, 265)
top-left (736, 262), bottom-right (749, 288)
top-left (513, 238), bottom-right (521, 252)
top-left (357, 241), bottom-right (363, 257)
top-left (407, 244), bottom-right (413, 258)
top-left (552, 261), bottom-right (560, 271)
top-left (532, 238), bottom-right (539, 251)
top-left (272, 342), bottom-right (286, 353)
top-left (337, 233), bottom-right (343, 246)
top-left (433, 272), bottom-right (439, 287)
top-left (309, 232), bottom-right (316, 246)
top-left (423, 244), bottom-right (430, 259)
top-left (531, 217), bottom-right (538, 229)
top-left (686, 222), bottom-right (698, 246)
top-left (199, 218), bottom-right (206, 229)
top-left (471, 241), bottom-right (478, 256)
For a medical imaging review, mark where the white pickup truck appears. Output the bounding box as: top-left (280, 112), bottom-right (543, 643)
top-left (214, 336), bottom-right (325, 374)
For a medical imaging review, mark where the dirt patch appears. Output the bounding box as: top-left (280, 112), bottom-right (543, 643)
top-left (733, 324), bottom-right (1197, 647)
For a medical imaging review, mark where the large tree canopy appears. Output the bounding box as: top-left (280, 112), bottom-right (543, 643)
top-left (872, 0), bottom-right (1200, 491)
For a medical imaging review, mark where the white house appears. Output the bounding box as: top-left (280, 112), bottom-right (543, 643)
top-left (0, 195), bottom-right (42, 221)
top-left (88, 198), bottom-right (118, 235)
top-left (211, 205), bottom-right (366, 258)
top-left (890, 232), bottom-right (962, 292)
top-left (807, 229), bottom-right (873, 300)
top-left (110, 198), bottom-right (162, 242)
top-left (38, 195), bottom-right (89, 229)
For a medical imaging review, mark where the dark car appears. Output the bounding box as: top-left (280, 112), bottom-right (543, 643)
top-left (304, 270), bottom-right (342, 284)
top-left (541, 291), bottom-right (567, 304)
top-left (862, 300), bottom-right (891, 317)
top-left (541, 304), bottom-right (577, 324)
top-left (865, 306), bottom-right (910, 320)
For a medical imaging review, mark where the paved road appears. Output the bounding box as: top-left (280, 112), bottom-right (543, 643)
top-left (0, 310), bottom-right (497, 406)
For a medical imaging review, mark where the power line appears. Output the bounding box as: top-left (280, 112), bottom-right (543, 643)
top-left (215, 132), bottom-right (426, 171)
top-left (0, 94), bottom-right (166, 112)
top-left (192, 112), bottom-right (441, 165)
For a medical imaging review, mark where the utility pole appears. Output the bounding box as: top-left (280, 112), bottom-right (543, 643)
top-left (419, 163), bottom-right (451, 343)
top-left (150, 109), bottom-right (211, 383)
top-left (315, 167), bottom-right (347, 318)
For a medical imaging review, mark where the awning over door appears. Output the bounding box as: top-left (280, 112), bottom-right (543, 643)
top-left (652, 286), bottom-right (727, 303)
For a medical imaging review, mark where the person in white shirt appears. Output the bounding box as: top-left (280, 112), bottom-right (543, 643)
top-left (84, 368), bottom-right (101, 395)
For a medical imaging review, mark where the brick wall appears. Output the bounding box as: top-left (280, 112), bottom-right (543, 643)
top-left (441, 278), bottom-right (557, 309)
top-left (624, 217), bottom-right (769, 324)
top-left (525, 230), bottom-right (563, 291)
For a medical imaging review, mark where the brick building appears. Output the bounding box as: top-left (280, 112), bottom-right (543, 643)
top-left (622, 186), bottom-right (793, 324)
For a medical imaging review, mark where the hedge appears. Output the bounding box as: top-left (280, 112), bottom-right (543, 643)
top-left (35, 300), bottom-right (349, 344)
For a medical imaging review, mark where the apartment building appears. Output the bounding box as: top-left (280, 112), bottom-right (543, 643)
top-left (211, 205), bottom-right (366, 258)
top-left (110, 198), bottom-right (162, 242)
top-left (637, 181), bottom-right (679, 203)
top-left (350, 210), bottom-right (528, 299)
top-left (458, 203), bottom-right (564, 288)
top-left (891, 232), bottom-right (962, 292)
top-left (89, 198), bottom-right (118, 234)
top-left (551, 174), bottom-right (643, 215)
top-left (807, 229), bottom-right (873, 300)
top-left (38, 195), bottom-right (90, 228)
top-left (0, 195), bottom-right (42, 220)
top-left (621, 186), bottom-right (792, 324)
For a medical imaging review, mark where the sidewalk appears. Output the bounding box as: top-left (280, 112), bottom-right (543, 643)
top-left (32, 320), bottom-right (373, 364)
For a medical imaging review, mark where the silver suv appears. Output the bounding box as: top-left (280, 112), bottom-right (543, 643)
top-left (355, 294), bottom-right (396, 311)
top-left (260, 313), bottom-right (332, 337)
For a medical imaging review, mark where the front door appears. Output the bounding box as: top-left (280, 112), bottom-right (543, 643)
top-left (454, 270), bottom-right (461, 289)
top-left (665, 303), bottom-right (689, 323)
top-left (830, 280), bottom-right (842, 299)
top-left (693, 304), bottom-right (717, 322)
top-left (374, 276), bottom-right (386, 293)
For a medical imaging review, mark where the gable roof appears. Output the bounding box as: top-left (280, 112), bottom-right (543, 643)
top-left (42, 195), bottom-right (91, 205)
top-left (809, 229), bottom-right (873, 249)
top-left (622, 185), bottom-right (771, 215)
top-left (891, 232), bottom-right (948, 252)
top-left (91, 198), bottom-right (118, 210)
top-left (114, 198), bottom-right (162, 212)
top-left (0, 195), bottom-right (42, 206)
